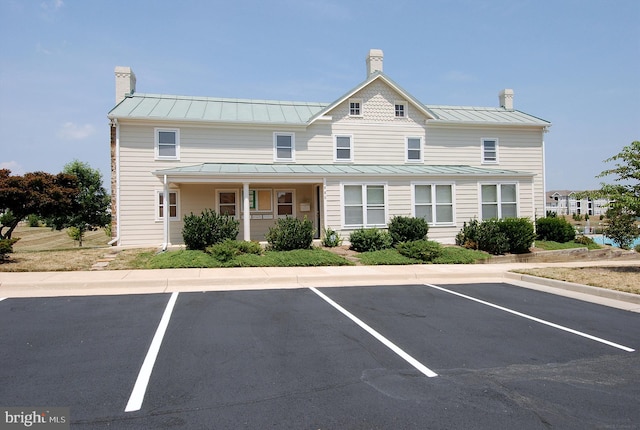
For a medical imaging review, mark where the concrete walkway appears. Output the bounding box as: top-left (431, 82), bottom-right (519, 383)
top-left (1, 259), bottom-right (639, 312)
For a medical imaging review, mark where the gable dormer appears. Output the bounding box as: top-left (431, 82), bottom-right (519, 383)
top-left (309, 49), bottom-right (436, 125)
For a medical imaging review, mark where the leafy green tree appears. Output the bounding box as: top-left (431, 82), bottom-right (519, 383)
top-left (0, 169), bottom-right (78, 240)
top-left (603, 207), bottom-right (638, 249)
top-left (597, 141), bottom-right (640, 216)
top-left (49, 161), bottom-right (111, 246)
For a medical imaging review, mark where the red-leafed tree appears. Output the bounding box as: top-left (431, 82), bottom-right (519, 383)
top-left (0, 169), bottom-right (79, 240)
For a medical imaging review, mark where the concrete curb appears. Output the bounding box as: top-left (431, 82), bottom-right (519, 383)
top-left (504, 272), bottom-right (640, 305)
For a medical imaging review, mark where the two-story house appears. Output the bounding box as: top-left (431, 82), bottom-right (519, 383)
top-left (107, 49), bottom-right (550, 248)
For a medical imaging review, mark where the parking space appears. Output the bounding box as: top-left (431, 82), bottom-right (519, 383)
top-left (1, 283), bottom-right (638, 429)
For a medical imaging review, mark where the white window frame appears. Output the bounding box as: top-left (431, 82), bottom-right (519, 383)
top-left (395, 101), bottom-right (407, 118)
top-left (412, 183), bottom-right (455, 226)
top-left (406, 137), bottom-right (423, 163)
top-left (334, 134), bottom-right (354, 162)
top-left (217, 189), bottom-right (239, 218)
top-left (155, 128), bottom-right (180, 160)
top-left (479, 182), bottom-right (518, 220)
top-left (348, 99), bottom-right (362, 117)
top-left (482, 138), bottom-right (498, 164)
top-left (275, 189), bottom-right (295, 218)
top-left (341, 183), bottom-right (388, 228)
top-left (273, 132), bottom-right (295, 162)
top-left (155, 190), bottom-right (179, 221)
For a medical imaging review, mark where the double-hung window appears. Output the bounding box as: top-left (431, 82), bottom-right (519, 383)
top-left (218, 191), bottom-right (237, 217)
top-left (343, 184), bottom-right (386, 227)
top-left (481, 183), bottom-right (517, 219)
top-left (274, 133), bottom-right (294, 161)
top-left (482, 138), bottom-right (498, 163)
top-left (414, 184), bottom-right (454, 225)
top-left (335, 135), bottom-right (353, 162)
top-left (155, 128), bottom-right (180, 160)
top-left (157, 191), bottom-right (179, 221)
top-left (276, 190), bottom-right (294, 217)
top-left (349, 99), bottom-right (362, 116)
top-left (406, 137), bottom-right (422, 162)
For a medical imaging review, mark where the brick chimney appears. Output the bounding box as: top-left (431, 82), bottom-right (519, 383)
top-left (499, 89), bottom-right (514, 110)
top-left (115, 66), bottom-right (136, 104)
top-left (366, 49), bottom-right (384, 76)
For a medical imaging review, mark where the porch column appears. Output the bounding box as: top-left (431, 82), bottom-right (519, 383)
top-left (163, 175), bottom-right (170, 247)
top-left (243, 182), bottom-right (250, 241)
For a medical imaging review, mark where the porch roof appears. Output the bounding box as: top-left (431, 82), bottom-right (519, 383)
top-left (153, 163), bottom-right (532, 179)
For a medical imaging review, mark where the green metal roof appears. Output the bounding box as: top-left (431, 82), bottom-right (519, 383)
top-left (108, 94), bottom-right (328, 125)
top-left (153, 163), bottom-right (532, 178)
top-left (108, 72), bottom-right (550, 127)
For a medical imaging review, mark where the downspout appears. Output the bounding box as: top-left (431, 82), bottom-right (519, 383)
top-left (162, 174), bottom-right (169, 251)
top-left (108, 118), bottom-right (120, 246)
top-left (243, 182), bottom-right (250, 241)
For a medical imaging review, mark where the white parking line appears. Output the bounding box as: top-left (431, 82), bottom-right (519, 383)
top-left (424, 284), bottom-right (635, 353)
top-left (309, 287), bottom-right (438, 378)
top-left (0, 298), bottom-right (6, 302)
top-left (125, 292), bottom-right (179, 412)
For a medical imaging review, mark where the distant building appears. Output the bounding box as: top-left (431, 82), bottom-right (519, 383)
top-left (546, 190), bottom-right (611, 216)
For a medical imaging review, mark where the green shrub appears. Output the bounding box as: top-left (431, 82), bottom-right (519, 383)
top-left (182, 209), bottom-right (239, 250)
top-left (574, 235), bottom-right (595, 245)
top-left (455, 219), bottom-right (480, 249)
top-left (499, 218), bottom-right (535, 254)
top-left (265, 216), bottom-right (314, 251)
top-left (27, 214), bottom-right (41, 227)
top-left (321, 227), bottom-right (342, 247)
top-left (396, 240), bottom-right (443, 262)
top-left (536, 216), bottom-right (576, 242)
top-left (206, 239), bottom-right (262, 262)
top-left (0, 238), bottom-right (19, 260)
top-left (388, 216), bottom-right (429, 245)
top-left (349, 228), bottom-right (393, 252)
top-left (477, 219), bottom-right (510, 255)
top-left (635, 243), bottom-right (640, 253)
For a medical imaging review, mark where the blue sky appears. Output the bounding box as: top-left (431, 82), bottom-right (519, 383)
top-left (1, 0), bottom-right (638, 191)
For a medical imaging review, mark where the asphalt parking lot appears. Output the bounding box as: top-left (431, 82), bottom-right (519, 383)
top-left (1, 283), bottom-right (639, 429)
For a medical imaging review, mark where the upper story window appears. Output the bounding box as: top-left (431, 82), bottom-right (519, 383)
top-left (406, 137), bottom-right (423, 162)
top-left (335, 135), bottom-right (354, 162)
top-left (274, 133), bottom-right (295, 161)
top-left (482, 138), bottom-right (498, 163)
top-left (155, 128), bottom-right (180, 160)
top-left (349, 99), bottom-right (362, 117)
top-left (481, 183), bottom-right (517, 219)
top-left (156, 190), bottom-right (179, 221)
top-left (395, 101), bottom-right (407, 118)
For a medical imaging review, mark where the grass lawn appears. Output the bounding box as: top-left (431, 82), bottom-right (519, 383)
top-left (535, 240), bottom-right (601, 251)
top-left (358, 246), bottom-right (489, 265)
top-left (125, 248), bottom-right (355, 269)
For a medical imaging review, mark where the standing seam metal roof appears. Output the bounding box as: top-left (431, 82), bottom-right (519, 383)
top-left (153, 163), bottom-right (532, 177)
top-left (108, 80), bottom-right (550, 126)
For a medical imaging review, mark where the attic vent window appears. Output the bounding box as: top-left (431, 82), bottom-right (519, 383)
top-left (395, 102), bottom-right (406, 118)
top-left (349, 99), bottom-right (362, 116)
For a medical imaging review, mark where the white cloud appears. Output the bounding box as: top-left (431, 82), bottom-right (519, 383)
top-left (443, 70), bottom-right (476, 82)
top-left (40, 0), bottom-right (64, 11)
top-left (0, 161), bottom-right (25, 175)
top-left (58, 122), bottom-right (95, 140)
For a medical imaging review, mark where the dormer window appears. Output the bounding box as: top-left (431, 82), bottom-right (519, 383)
top-left (349, 99), bottom-right (362, 117)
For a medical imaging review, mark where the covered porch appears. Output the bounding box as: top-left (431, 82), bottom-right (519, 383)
top-left (153, 164), bottom-right (327, 245)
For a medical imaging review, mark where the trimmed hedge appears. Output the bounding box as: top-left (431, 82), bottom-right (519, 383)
top-left (456, 217), bottom-right (535, 255)
top-left (396, 240), bottom-right (443, 262)
top-left (388, 216), bottom-right (429, 244)
top-left (182, 209), bottom-right (239, 250)
top-left (348, 228), bottom-right (393, 252)
top-left (536, 217), bottom-right (575, 243)
top-left (265, 216), bottom-right (314, 251)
